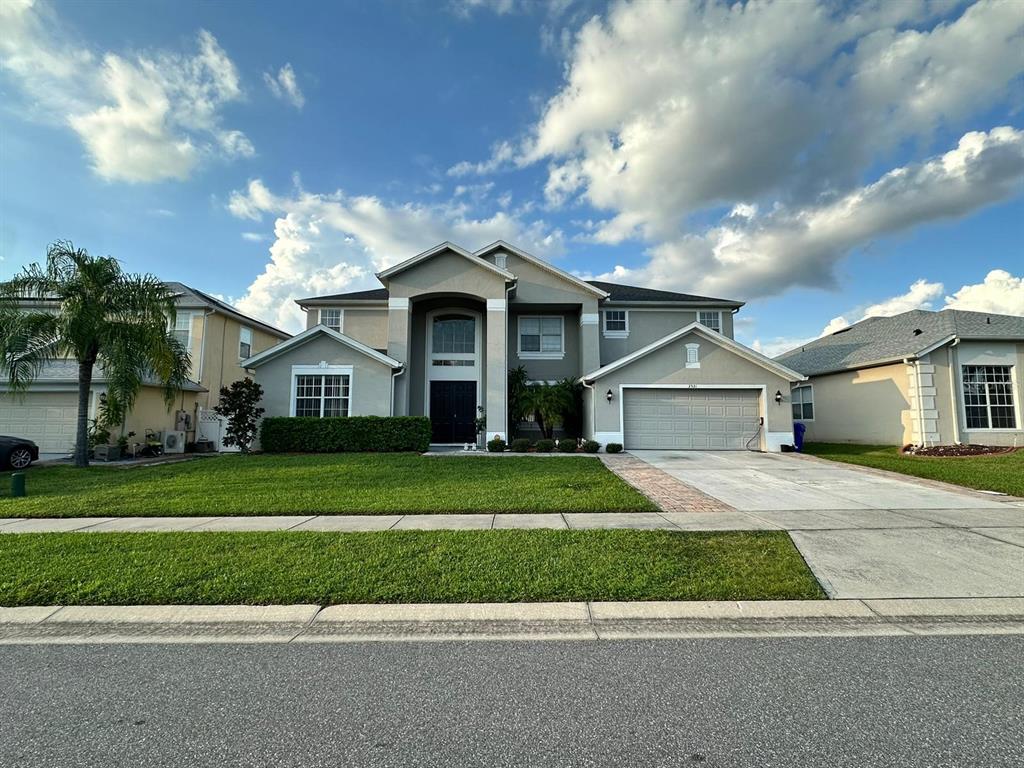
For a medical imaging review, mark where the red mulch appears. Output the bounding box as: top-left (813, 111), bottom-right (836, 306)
top-left (902, 444), bottom-right (1017, 458)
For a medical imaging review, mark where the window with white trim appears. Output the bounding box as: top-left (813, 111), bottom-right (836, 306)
top-left (792, 385), bottom-right (814, 421)
top-left (432, 315), bottom-right (475, 354)
top-left (519, 316), bottom-right (564, 357)
top-left (239, 326), bottom-right (252, 359)
top-left (294, 374), bottom-right (350, 418)
top-left (962, 365), bottom-right (1016, 429)
top-left (604, 310), bottom-right (628, 337)
top-left (493, 253), bottom-right (507, 270)
top-left (169, 312), bottom-right (192, 349)
top-left (698, 311), bottom-right (721, 333)
top-left (320, 309), bottom-right (342, 332)
top-left (685, 342), bottom-right (700, 368)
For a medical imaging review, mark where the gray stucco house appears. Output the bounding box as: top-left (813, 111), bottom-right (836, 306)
top-left (776, 309), bottom-right (1024, 447)
top-left (242, 241), bottom-right (805, 450)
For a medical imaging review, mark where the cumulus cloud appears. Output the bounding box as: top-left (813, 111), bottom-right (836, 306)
top-left (945, 269), bottom-right (1024, 315)
top-left (589, 127), bottom-right (1024, 301)
top-left (263, 63), bottom-right (304, 109)
top-left (448, 141), bottom-right (516, 177)
top-left (226, 179), bottom-right (565, 331)
top-left (0, 1), bottom-right (251, 182)
top-left (820, 279), bottom-right (946, 335)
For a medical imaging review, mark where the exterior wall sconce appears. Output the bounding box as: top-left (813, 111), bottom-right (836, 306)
top-left (606, 389), bottom-right (614, 403)
top-left (774, 390), bottom-right (783, 405)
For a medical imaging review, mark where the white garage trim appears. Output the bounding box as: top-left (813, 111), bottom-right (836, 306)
top-left (619, 384), bottom-right (767, 451)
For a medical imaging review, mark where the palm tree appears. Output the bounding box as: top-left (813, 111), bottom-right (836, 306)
top-left (0, 241), bottom-right (191, 467)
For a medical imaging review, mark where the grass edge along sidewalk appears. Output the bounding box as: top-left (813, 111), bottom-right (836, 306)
top-left (0, 529), bottom-right (825, 605)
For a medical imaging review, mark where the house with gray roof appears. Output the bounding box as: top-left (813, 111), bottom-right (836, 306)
top-left (245, 240), bottom-right (804, 450)
top-left (776, 309), bottom-right (1024, 447)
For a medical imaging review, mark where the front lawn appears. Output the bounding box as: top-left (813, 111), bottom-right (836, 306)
top-left (0, 454), bottom-right (656, 517)
top-left (803, 443), bottom-right (1024, 497)
top-left (0, 530), bottom-right (825, 605)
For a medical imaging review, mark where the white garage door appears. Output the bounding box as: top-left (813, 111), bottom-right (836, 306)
top-left (623, 388), bottom-right (761, 450)
top-left (0, 392), bottom-right (79, 454)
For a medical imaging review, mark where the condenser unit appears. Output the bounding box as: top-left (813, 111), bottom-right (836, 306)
top-left (162, 430), bottom-right (186, 454)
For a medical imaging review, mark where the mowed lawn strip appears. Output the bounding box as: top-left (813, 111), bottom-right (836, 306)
top-left (803, 443), bottom-right (1024, 497)
top-left (0, 454), bottom-right (656, 517)
top-left (0, 529), bottom-right (824, 605)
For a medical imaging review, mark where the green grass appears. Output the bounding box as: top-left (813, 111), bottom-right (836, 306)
top-left (0, 453), bottom-right (656, 517)
top-left (0, 530), bottom-right (825, 605)
top-left (803, 443), bottom-right (1024, 497)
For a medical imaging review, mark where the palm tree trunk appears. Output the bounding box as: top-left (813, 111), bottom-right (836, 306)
top-left (74, 358), bottom-right (95, 468)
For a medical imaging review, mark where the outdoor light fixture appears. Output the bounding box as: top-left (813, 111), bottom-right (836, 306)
top-left (774, 390), bottom-right (783, 405)
top-left (606, 389), bottom-right (614, 403)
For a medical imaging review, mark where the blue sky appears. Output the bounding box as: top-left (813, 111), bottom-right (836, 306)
top-left (1, 0), bottom-right (1022, 352)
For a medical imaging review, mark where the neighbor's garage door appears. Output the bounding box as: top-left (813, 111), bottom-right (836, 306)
top-left (623, 388), bottom-right (761, 450)
top-left (0, 392), bottom-right (79, 454)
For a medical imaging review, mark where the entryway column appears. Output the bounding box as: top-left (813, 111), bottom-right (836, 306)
top-left (387, 297), bottom-right (411, 416)
top-left (579, 298), bottom-right (601, 376)
top-left (485, 298), bottom-right (508, 441)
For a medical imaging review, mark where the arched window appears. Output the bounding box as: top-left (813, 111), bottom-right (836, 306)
top-left (432, 315), bottom-right (475, 354)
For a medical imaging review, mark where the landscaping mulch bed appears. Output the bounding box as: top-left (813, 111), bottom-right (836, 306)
top-left (902, 444), bottom-right (1017, 458)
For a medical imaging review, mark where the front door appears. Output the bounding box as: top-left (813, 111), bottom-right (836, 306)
top-left (430, 381), bottom-right (478, 444)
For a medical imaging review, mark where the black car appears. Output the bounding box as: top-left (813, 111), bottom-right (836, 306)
top-left (0, 436), bottom-right (39, 470)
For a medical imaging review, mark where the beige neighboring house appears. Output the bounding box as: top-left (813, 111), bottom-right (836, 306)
top-left (243, 240), bottom-right (805, 451)
top-left (0, 283), bottom-right (289, 456)
top-left (775, 309), bottom-right (1024, 447)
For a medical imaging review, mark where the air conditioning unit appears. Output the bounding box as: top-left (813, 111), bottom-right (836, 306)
top-left (175, 410), bottom-right (192, 432)
top-left (162, 430), bottom-right (186, 454)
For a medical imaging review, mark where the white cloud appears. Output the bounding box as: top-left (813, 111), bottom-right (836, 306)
top-left (241, 232), bottom-right (267, 242)
top-left (945, 269), bottom-right (1024, 315)
top-left (226, 179), bottom-right (565, 332)
top-left (589, 127), bottom-right (1024, 301)
top-left (0, 2), bottom-right (251, 182)
top-left (447, 141), bottom-right (516, 177)
top-left (263, 63), bottom-right (305, 109)
top-left (818, 279), bottom-right (945, 335)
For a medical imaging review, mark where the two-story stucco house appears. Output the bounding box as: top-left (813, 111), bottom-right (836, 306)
top-left (243, 241), bottom-right (804, 451)
top-left (0, 283), bottom-right (289, 455)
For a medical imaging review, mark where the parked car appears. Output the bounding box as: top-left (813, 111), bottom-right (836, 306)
top-left (0, 436), bottom-right (39, 470)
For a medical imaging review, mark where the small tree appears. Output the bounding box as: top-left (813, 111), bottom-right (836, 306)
top-left (522, 381), bottom-right (572, 440)
top-left (214, 378), bottom-right (264, 453)
top-left (507, 365), bottom-right (530, 438)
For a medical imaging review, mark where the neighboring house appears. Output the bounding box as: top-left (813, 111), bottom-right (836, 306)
top-left (243, 241), bottom-right (804, 451)
top-left (775, 309), bottom-right (1024, 447)
top-left (0, 284), bottom-right (289, 455)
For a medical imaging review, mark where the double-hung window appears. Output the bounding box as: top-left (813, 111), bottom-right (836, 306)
top-left (170, 312), bottom-right (192, 348)
top-left (962, 365), bottom-right (1016, 429)
top-left (792, 385), bottom-right (814, 421)
top-left (320, 309), bottom-right (342, 333)
top-left (294, 373), bottom-right (350, 418)
top-left (698, 311), bottom-right (722, 333)
top-left (604, 310), bottom-right (628, 337)
top-left (519, 316), bottom-right (564, 357)
top-left (239, 327), bottom-right (252, 359)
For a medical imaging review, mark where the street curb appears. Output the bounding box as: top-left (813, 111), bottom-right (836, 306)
top-left (2, 598), bottom-right (1023, 643)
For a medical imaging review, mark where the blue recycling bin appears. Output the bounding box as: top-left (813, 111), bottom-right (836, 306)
top-left (793, 422), bottom-right (806, 452)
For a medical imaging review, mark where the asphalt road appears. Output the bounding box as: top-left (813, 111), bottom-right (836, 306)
top-left (2, 637), bottom-right (1021, 768)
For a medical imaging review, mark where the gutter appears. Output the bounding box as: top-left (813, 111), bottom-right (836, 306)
top-left (390, 365), bottom-right (405, 417)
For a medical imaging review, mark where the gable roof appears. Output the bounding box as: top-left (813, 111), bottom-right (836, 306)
top-left (240, 324), bottom-right (402, 369)
top-left (166, 282), bottom-right (291, 339)
top-left (586, 280), bottom-right (743, 307)
top-left (581, 322), bottom-right (805, 383)
top-left (297, 287), bottom-right (390, 305)
top-left (474, 241), bottom-right (609, 298)
top-left (776, 309), bottom-right (1024, 377)
top-left (376, 241), bottom-right (516, 282)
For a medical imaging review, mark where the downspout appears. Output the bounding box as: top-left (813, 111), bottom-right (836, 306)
top-left (948, 339), bottom-right (961, 445)
top-left (196, 308), bottom-right (214, 407)
top-left (390, 365), bottom-right (405, 417)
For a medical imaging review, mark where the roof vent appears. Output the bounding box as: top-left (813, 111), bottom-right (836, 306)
top-left (986, 317), bottom-right (991, 324)
top-left (912, 328), bottom-right (923, 336)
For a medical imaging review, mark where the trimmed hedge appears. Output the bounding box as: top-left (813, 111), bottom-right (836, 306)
top-left (509, 438), bottom-right (532, 453)
top-left (606, 443), bottom-right (623, 454)
top-left (260, 416), bottom-right (432, 453)
top-left (583, 440), bottom-right (601, 453)
top-left (535, 439), bottom-right (555, 453)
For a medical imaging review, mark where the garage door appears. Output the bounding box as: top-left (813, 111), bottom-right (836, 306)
top-left (623, 388), bottom-right (761, 450)
top-left (0, 392), bottom-right (79, 454)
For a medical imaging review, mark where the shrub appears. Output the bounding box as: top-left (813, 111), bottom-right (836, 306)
top-left (215, 378), bottom-right (265, 453)
top-left (509, 438), bottom-right (532, 453)
top-left (583, 440), bottom-right (600, 453)
top-left (606, 443), bottom-right (623, 454)
top-left (487, 436), bottom-right (506, 453)
top-left (260, 416), bottom-right (431, 453)
top-left (557, 439), bottom-right (578, 453)
top-left (535, 438), bottom-right (555, 453)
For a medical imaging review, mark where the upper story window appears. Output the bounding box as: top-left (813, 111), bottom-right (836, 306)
top-left (239, 326), bottom-right (253, 359)
top-left (962, 365), bottom-right (1016, 429)
top-left (698, 310), bottom-right (722, 333)
top-left (433, 315), bottom-right (475, 354)
top-left (519, 316), bottom-right (564, 358)
top-left (603, 310), bottom-right (628, 337)
top-left (169, 312), bottom-right (192, 349)
top-left (320, 309), bottom-right (342, 332)
top-left (685, 342), bottom-right (700, 369)
top-left (792, 385), bottom-right (814, 421)
top-left (493, 253), bottom-right (507, 270)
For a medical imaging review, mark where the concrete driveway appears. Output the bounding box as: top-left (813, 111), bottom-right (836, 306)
top-left (629, 450), bottom-right (1024, 600)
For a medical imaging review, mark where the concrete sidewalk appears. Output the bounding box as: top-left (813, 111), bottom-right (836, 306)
top-left (1, 598), bottom-right (1022, 644)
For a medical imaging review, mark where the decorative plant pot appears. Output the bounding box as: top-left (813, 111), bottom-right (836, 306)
top-left (94, 444), bottom-right (122, 462)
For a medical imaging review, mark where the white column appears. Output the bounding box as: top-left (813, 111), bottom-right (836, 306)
top-left (387, 298), bottom-right (411, 416)
top-left (485, 298), bottom-right (508, 441)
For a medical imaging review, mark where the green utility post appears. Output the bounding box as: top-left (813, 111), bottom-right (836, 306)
top-left (10, 473), bottom-right (26, 498)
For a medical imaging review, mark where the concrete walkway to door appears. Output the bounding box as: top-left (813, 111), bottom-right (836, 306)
top-left (629, 450), bottom-right (1024, 600)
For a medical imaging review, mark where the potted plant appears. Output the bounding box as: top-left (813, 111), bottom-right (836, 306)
top-left (474, 406), bottom-right (487, 448)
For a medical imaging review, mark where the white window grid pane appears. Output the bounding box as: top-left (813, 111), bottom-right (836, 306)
top-left (699, 311), bottom-right (721, 331)
top-left (520, 334), bottom-right (541, 352)
top-left (605, 311), bottom-right (627, 331)
top-left (433, 317), bottom-right (475, 354)
top-left (961, 366), bottom-right (1016, 429)
top-left (321, 310), bottom-right (342, 330)
top-left (541, 333), bottom-right (562, 352)
top-left (520, 318), bottom-right (540, 334)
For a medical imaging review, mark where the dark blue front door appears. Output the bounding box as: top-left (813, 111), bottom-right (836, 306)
top-left (430, 381), bottom-right (477, 443)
